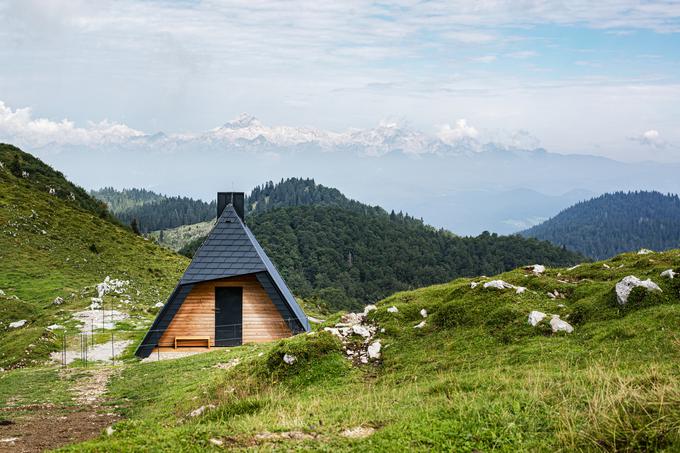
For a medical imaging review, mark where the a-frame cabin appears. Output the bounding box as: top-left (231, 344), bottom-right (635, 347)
top-left (135, 192), bottom-right (310, 358)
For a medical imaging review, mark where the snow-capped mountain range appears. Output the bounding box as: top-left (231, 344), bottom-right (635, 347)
top-left (124, 113), bottom-right (480, 156)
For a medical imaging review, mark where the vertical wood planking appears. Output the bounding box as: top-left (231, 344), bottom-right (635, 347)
top-left (157, 275), bottom-right (291, 349)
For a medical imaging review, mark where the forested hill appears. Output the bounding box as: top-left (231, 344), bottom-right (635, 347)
top-left (182, 205), bottom-right (584, 310)
top-left (92, 178), bottom-right (397, 233)
top-left (91, 187), bottom-right (216, 233)
top-left (522, 191), bottom-right (680, 260)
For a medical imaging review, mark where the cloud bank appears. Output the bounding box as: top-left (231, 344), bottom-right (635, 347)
top-left (0, 101), bottom-right (143, 148)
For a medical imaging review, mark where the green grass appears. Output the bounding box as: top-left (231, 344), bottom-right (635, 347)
top-left (0, 148), bottom-right (187, 369)
top-left (51, 249), bottom-right (680, 451)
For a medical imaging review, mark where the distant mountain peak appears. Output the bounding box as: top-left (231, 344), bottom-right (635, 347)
top-left (221, 113), bottom-right (261, 129)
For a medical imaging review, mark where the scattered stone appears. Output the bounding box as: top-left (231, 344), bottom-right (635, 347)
top-left (367, 340), bottom-right (381, 360)
top-left (352, 324), bottom-right (371, 338)
top-left (341, 426), bottom-right (375, 439)
top-left (567, 264), bottom-right (581, 271)
top-left (387, 306), bottom-right (399, 313)
top-left (363, 304), bottom-right (377, 315)
top-left (557, 304), bottom-right (566, 308)
top-left (106, 426), bottom-right (115, 436)
top-left (483, 280), bottom-right (515, 290)
top-left (47, 324), bottom-right (63, 330)
top-left (154, 302), bottom-right (164, 308)
top-left (340, 312), bottom-right (363, 325)
top-left (550, 315), bottom-right (574, 333)
top-left (0, 289), bottom-right (5, 296)
top-left (470, 281), bottom-right (479, 288)
top-left (283, 354), bottom-right (297, 365)
top-left (413, 321), bottom-right (426, 329)
top-left (53, 296), bottom-right (64, 305)
top-left (307, 315), bottom-right (325, 324)
top-left (528, 311), bottom-right (546, 326)
top-left (8, 320), bottom-right (27, 329)
top-left (515, 286), bottom-right (527, 294)
top-left (214, 357), bottom-right (241, 370)
top-left (189, 404), bottom-right (215, 418)
top-left (637, 248), bottom-right (654, 255)
top-left (0, 437), bottom-right (19, 445)
top-left (209, 438), bottom-right (224, 446)
top-left (603, 263), bottom-right (611, 269)
top-left (255, 431), bottom-right (315, 441)
top-left (526, 264), bottom-right (546, 275)
top-left (615, 276), bottom-right (662, 305)
top-left (660, 269), bottom-right (676, 279)
top-left (419, 309), bottom-right (428, 318)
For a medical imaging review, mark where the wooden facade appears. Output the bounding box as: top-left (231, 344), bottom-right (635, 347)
top-left (154, 274), bottom-right (291, 351)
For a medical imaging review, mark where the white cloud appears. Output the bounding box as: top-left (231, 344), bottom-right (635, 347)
top-left (630, 129), bottom-right (665, 147)
top-left (437, 119), bottom-right (479, 144)
top-left (472, 55), bottom-right (497, 63)
top-left (0, 101), bottom-right (143, 148)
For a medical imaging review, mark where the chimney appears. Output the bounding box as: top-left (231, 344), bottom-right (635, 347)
top-left (217, 192), bottom-right (245, 220)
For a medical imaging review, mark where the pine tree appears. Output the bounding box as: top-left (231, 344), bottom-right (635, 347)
top-left (130, 218), bottom-right (141, 235)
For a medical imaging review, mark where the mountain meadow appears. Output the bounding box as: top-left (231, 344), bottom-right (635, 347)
top-left (1, 144), bottom-right (679, 451)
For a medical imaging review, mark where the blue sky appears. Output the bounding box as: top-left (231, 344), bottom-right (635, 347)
top-left (0, 0), bottom-right (679, 161)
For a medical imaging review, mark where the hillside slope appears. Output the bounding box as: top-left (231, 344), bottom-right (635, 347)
top-left (33, 248), bottom-right (680, 451)
top-left (0, 145), bottom-right (187, 369)
top-left (182, 206), bottom-right (584, 310)
top-left (522, 191), bottom-right (680, 259)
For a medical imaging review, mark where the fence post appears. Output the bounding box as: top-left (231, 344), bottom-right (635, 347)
top-left (111, 331), bottom-right (115, 366)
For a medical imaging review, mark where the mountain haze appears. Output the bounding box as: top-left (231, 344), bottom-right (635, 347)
top-left (36, 115), bottom-right (680, 235)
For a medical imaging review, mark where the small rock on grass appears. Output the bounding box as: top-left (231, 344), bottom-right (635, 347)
top-left (413, 321), bottom-right (426, 329)
top-left (209, 438), bottom-right (223, 446)
top-left (387, 306), bottom-right (398, 313)
top-left (528, 311), bottom-right (546, 326)
top-left (189, 404), bottom-right (216, 418)
top-left (283, 353), bottom-right (297, 365)
top-left (615, 275), bottom-right (662, 305)
top-left (660, 269), bottom-right (676, 279)
top-left (341, 426), bottom-right (375, 439)
top-left (367, 340), bottom-right (381, 359)
top-left (550, 315), bottom-right (574, 333)
top-left (419, 309), bottom-right (428, 318)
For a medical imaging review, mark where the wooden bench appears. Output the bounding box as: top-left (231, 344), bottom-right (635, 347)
top-left (174, 336), bottom-right (211, 349)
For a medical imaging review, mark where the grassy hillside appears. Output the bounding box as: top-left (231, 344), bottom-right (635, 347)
top-left (522, 191), bottom-right (680, 259)
top-left (8, 249), bottom-right (670, 451)
top-left (0, 145), bottom-right (187, 369)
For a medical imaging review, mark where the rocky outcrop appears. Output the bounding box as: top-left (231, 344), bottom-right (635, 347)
top-left (323, 305), bottom-right (384, 364)
top-left (615, 276), bottom-right (662, 305)
top-left (549, 315), bottom-right (574, 333)
top-left (483, 280), bottom-right (515, 290)
top-left (8, 320), bottom-right (27, 329)
top-left (528, 311), bottom-right (546, 326)
top-left (660, 269), bottom-right (676, 279)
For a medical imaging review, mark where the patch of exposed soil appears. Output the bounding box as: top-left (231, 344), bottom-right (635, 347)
top-left (0, 367), bottom-right (120, 452)
top-left (0, 405), bottom-right (118, 453)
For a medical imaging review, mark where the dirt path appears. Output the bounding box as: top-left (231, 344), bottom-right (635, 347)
top-left (0, 367), bottom-right (120, 453)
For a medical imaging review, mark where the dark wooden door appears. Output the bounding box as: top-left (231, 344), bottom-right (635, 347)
top-left (215, 287), bottom-right (243, 346)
